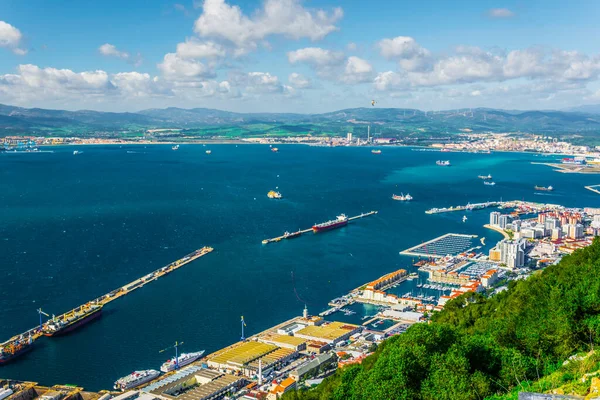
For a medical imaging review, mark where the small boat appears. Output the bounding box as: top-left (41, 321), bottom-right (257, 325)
top-left (73, 150), bottom-right (81, 155)
top-left (267, 190), bottom-right (282, 199)
top-left (436, 160), bottom-right (450, 166)
top-left (172, 145), bottom-right (179, 151)
top-left (483, 181), bottom-right (495, 186)
top-left (392, 193), bottom-right (412, 201)
top-left (283, 230), bottom-right (302, 239)
top-left (271, 147), bottom-right (279, 153)
top-left (371, 149), bottom-right (381, 154)
top-left (535, 185), bottom-right (553, 191)
top-left (462, 215), bottom-right (467, 223)
top-left (478, 174), bottom-right (492, 180)
top-left (205, 150), bottom-right (211, 154)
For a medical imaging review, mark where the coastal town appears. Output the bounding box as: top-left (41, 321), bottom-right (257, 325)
top-left (4, 196), bottom-right (600, 400)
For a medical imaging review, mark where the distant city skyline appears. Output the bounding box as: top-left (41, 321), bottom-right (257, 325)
top-left (0, 0), bottom-right (599, 113)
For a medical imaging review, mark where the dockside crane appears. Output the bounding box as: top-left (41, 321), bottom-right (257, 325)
top-left (240, 316), bottom-right (246, 341)
top-left (37, 308), bottom-right (49, 330)
top-left (159, 341), bottom-right (184, 370)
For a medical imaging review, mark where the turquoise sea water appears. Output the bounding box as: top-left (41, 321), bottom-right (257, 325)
top-left (1, 145), bottom-right (599, 390)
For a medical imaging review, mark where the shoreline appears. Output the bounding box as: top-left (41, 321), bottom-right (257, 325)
top-left (483, 224), bottom-right (510, 239)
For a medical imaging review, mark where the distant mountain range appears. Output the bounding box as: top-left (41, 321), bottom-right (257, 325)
top-left (1, 103), bottom-right (600, 139)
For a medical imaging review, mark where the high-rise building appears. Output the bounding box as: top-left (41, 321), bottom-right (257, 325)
top-left (498, 214), bottom-right (512, 229)
top-left (568, 223), bottom-right (584, 239)
top-left (537, 213), bottom-right (546, 224)
top-left (512, 220), bottom-right (522, 232)
top-left (346, 132), bottom-right (353, 142)
top-left (545, 217), bottom-right (560, 231)
top-left (498, 239), bottom-right (525, 269)
top-left (490, 212), bottom-right (500, 226)
top-left (551, 228), bottom-right (562, 240)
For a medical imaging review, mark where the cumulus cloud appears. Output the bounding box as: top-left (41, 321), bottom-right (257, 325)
top-left (288, 72), bottom-right (311, 88)
top-left (176, 40), bottom-right (226, 59)
top-left (287, 47), bottom-right (345, 67)
top-left (99, 43), bottom-right (142, 66)
top-left (342, 56), bottom-right (373, 83)
top-left (194, 0), bottom-right (343, 54)
top-left (288, 47), bottom-right (373, 84)
top-left (377, 36), bottom-right (431, 71)
top-left (487, 8), bottom-right (515, 18)
top-left (158, 53), bottom-right (215, 81)
top-left (373, 40), bottom-right (600, 92)
top-left (0, 21), bottom-right (27, 55)
top-left (231, 71), bottom-right (285, 94)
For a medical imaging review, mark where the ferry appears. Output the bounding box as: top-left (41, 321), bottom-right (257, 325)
top-left (43, 304), bottom-right (103, 337)
top-left (561, 157), bottom-right (585, 165)
top-left (267, 190), bottom-right (282, 199)
top-left (478, 174), bottom-right (492, 180)
top-left (483, 181), bottom-right (496, 186)
top-left (535, 185), bottom-right (554, 191)
top-left (436, 160), bottom-right (450, 166)
top-left (371, 149), bottom-right (382, 154)
top-left (392, 193), bottom-right (412, 201)
top-left (312, 214), bottom-right (348, 233)
top-left (114, 370), bottom-right (160, 391)
top-left (73, 150), bottom-right (82, 155)
top-left (160, 350), bottom-right (205, 373)
top-left (172, 145), bottom-right (179, 151)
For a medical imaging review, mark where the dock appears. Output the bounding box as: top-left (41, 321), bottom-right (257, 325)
top-left (425, 201), bottom-right (503, 214)
top-left (585, 185), bottom-right (600, 195)
top-left (0, 246), bottom-right (213, 363)
top-left (261, 211), bottom-right (378, 244)
top-left (399, 233), bottom-right (478, 258)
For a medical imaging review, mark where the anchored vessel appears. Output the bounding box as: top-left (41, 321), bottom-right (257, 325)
top-left (371, 149), bottom-right (381, 154)
top-left (172, 145), bottom-right (179, 151)
top-left (436, 160), bottom-right (451, 166)
top-left (0, 335), bottom-right (33, 364)
top-left (271, 147), bottom-right (279, 153)
top-left (267, 190), bottom-right (282, 199)
top-left (484, 181), bottom-right (496, 186)
top-left (312, 214), bottom-right (348, 233)
top-left (160, 350), bottom-right (205, 373)
top-left (205, 150), bottom-right (211, 154)
top-left (478, 174), bottom-right (492, 180)
top-left (392, 193), bottom-right (413, 201)
top-left (535, 185), bottom-right (554, 191)
top-left (283, 230), bottom-right (302, 239)
top-left (114, 370), bottom-right (160, 391)
top-left (43, 304), bottom-right (103, 337)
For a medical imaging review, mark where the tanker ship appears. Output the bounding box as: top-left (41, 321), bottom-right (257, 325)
top-left (43, 304), bottom-right (103, 337)
top-left (312, 214), bottom-right (348, 233)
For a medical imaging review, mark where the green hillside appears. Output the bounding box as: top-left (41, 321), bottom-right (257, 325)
top-left (284, 239), bottom-right (600, 400)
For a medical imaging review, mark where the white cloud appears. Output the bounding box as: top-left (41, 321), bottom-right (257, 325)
top-left (194, 0), bottom-right (343, 54)
top-left (158, 53), bottom-right (215, 81)
top-left (0, 21), bottom-right (27, 55)
top-left (176, 40), bottom-right (226, 59)
top-left (287, 47), bottom-right (345, 67)
top-left (99, 43), bottom-right (129, 59)
top-left (487, 8), bottom-right (515, 18)
top-left (377, 36), bottom-right (431, 71)
top-left (288, 72), bottom-right (311, 88)
top-left (347, 42), bottom-right (357, 51)
top-left (240, 71), bottom-right (284, 94)
top-left (342, 56), bottom-right (373, 83)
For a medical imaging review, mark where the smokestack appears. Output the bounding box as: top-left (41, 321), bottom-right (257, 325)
top-left (258, 359), bottom-right (263, 386)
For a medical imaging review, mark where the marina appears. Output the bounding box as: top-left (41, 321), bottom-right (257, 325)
top-left (0, 247), bottom-right (213, 364)
top-left (425, 201), bottom-right (504, 214)
top-left (399, 233), bottom-right (478, 258)
top-left (261, 211), bottom-right (378, 244)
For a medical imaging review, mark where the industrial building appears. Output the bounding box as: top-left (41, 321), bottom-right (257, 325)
top-left (207, 341), bottom-right (297, 376)
top-left (258, 333), bottom-right (307, 351)
top-left (147, 368), bottom-right (245, 400)
top-left (294, 322), bottom-right (360, 345)
top-left (289, 353), bottom-right (335, 382)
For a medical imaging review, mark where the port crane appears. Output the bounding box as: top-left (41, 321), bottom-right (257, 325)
top-left (240, 316), bottom-right (246, 341)
top-left (159, 341), bottom-right (184, 370)
top-left (37, 308), bottom-right (49, 330)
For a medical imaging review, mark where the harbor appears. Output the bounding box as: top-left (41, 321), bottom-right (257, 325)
top-left (0, 247), bottom-right (213, 364)
top-left (425, 201), bottom-right (503, 214)
top-left (399, 233), bottom-right (479, 258)
top-left (261, 211), bottom-right (378, 244)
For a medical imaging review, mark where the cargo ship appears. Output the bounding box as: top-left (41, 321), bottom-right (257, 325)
top-left (160, 350), bottom-right (205, 373)
top-left (436, 160), bottom-right (450, 166)
top-left (267, 190), bottom-right (282, 199)
top-left (478, 174), bottom-right (492, 180)
top-left (371, 149), bottom-right (381, 154)
top-left (43, 304), bottom-right (102, 337)
top-left (312, 214), bottom-right (348, 233)
top-left (114, 370), bottom-right (160, 391)
top-left (0, 335), bottom-right (34, 364)
top-left (535, 185), bottom-right (554, 191)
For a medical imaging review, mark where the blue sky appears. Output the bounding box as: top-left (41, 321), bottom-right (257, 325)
top-left (0, 0), bottom-right (599, 112)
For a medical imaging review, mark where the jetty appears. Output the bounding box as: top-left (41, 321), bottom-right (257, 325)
top-left (261, 211), bottom-right (378, 245)
top-left (425, 201), bottom-right (504, 214)
top-left (0, 246), bottom-right (213, 363)
top-left (585, 185), bottom-right (600, 195)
